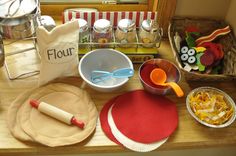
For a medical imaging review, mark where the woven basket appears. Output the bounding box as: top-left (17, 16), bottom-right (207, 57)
top-left (168, 16), bottom-right (236, 81)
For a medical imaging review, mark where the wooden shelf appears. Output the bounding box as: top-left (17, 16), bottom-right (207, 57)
top-left (0, 40), bottom-right (236, 155)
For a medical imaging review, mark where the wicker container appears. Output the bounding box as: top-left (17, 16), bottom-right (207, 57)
top-left (168, 16), bottom-right (236, 81)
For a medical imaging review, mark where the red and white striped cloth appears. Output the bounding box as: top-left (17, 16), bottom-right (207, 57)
top-left (62, 11), bottom-right (158, 27)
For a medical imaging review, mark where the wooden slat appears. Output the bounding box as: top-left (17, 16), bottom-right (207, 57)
top-left (157, 0), bottom-right (177, 37)
top-left (152, 0), bottom-right (158, 12)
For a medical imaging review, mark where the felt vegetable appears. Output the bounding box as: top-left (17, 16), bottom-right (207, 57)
top-left (183, 62), bottom-right (199, 72)
top-left (181, 54), bottom-right (189, 62)
top-left (180, 47), bottom-right (197, 64)
top-left (196, 53), bottom-right (206, 72)
top-left (180, 46), bottom-right (188, 54)
top-left (186, 33), bottom-right (196, 47)
top-left (199, 42), bottom-right (224, 61)
top-left (185, 26), bottom-right (200, 38)
top-left (187, 49), bottom-right (196, 56)
top-left (183, 63), bottom-right (192, 72)
top-left (200, 50), bottom-right (215, 66)
top-left (185, 26), bottom-right (200, 34)
top-left (194, 47), bottom-right (206, 53)
top-left (188, 56), bottom-right (197, 64)
top-left (174, 32), bottom-right (182, 52)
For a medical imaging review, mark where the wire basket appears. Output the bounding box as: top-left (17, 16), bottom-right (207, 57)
top-left (168, 16), bottom-right (236, 81)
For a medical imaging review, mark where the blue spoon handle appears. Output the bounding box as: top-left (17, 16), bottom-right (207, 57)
top-left (91, 68), bottom-right (134, 83)
top-left (112, 68), bottom-right (134, 78)
top-left (91, 71), bottom-right (111, 83)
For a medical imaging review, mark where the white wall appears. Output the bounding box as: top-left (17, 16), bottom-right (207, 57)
top-left (226, 0), bottom-right (236, 37)
top-left (175, 0), bottom-right (231, 19)
top-left (174, 0), bottom-right (236, 37)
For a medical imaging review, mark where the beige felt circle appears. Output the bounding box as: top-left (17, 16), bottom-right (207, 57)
top-left (7, 89), bottom-right (35, 142)
top-left (19, 83), bottom-right (98, 147)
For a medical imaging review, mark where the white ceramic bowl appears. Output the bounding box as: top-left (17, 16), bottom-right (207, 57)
top-left (186, 87), bottom-right (236, 128)
top-left (78, 49), bottom-right (133, 92)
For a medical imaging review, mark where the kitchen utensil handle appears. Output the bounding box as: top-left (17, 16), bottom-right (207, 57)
top-left (112, 68), bottom-right (134, 78)
top-left (165, 82), bottom-right (184, 97)
top-left (91, 74), bottom-right (112, 83)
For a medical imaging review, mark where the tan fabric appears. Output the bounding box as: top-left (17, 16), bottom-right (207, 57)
top-left (37, 20), bottom-right (80, 86)
top-left (8, 82), bottom-right (98, 147)
top-left (7, 90), bottom-right (34, 141)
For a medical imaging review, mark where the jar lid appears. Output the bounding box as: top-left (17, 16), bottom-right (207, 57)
top-left (0, 0), bottom-right (37, 18)
top-left (141, 19), bottom-right (158, 32)
top-left (93, 19), bottom-right (111, 33)
top-left (78, 18), bottom-right (88, 32)
top-left (118, 19), bottom-right (136, 32)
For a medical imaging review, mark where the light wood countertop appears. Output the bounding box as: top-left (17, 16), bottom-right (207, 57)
top-left (0, 39), bottom-right (236, 156)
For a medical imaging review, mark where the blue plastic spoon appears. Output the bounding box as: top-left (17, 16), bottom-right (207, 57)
top-left (91, 68), bottom-right (134, 83)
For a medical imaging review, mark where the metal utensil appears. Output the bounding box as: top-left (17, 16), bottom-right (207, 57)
top-left (6, 0), bottom-right (23, 17)
top-left (0, 0), bottom-right (15, 6)
top-left (0, 0), bottom-right (37, 18)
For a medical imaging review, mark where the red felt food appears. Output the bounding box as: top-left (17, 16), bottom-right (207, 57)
top-left (111, 90), bottom-right (178, 143)
top-left (200, 50), bottom-right (214, 66)
top-left (199, 42), bottom-right (224, 60)
top-left (185, 26), bottom-right (200, 33)
top-left (99, 97), bottom-right (121, 145)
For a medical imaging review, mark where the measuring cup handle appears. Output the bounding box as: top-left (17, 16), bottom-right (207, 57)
top-left (166, 82), bottom-right (184, 97)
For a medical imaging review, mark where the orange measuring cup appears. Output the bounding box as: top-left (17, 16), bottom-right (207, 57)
top-left (150, 68), bottom-right (184, 97)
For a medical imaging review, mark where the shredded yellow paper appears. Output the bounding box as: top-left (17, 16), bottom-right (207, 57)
top-left (189, 90), bottom-right (233, 125)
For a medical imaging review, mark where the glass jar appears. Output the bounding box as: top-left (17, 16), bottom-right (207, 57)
top-left (115, 19), bottom-right (136, 48)
top-left (78, 18), bottom-right (90, 43)
top-left (92, 19), bottom-right (112, 48)
top-left (139, 19), bottom-right (160, 48)
top-left (78, 18), bottom-right (90, 48)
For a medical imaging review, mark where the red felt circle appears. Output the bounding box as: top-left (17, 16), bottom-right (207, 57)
top-left (200, 50), bottom-right (214, 66)
top-left (99, 96), bottom-right (121, 145)
top-left (111, 90), bottom-right (178, 143)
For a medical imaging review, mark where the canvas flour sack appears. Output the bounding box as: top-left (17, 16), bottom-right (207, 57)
top-left (37, 20), bottom-right (79, 86)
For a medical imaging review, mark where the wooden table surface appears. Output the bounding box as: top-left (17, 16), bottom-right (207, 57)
top-left (0, 39), bottom-right (236, 156)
